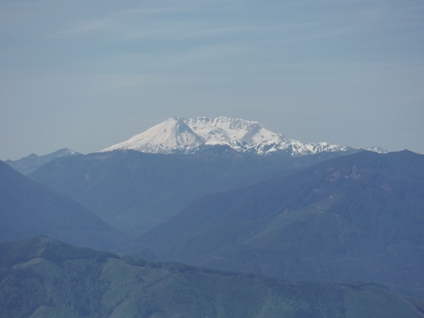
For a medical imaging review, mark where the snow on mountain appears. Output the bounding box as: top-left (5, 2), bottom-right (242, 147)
top-left (364, 146), bottom-right (388, 154)
top-left (102, 118), bottom-right (204, 154)
top-left (184, 117), bottom-right (288, 145)
top-left (101, 117), bottom-right (385, 156)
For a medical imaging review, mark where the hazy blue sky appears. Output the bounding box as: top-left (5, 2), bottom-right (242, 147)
top-left (1, 0), bottom-right (423, 160)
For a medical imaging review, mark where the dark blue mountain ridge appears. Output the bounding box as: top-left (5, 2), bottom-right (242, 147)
top-left (135, 150), bottom-right (424, 297)
top-left (28, 147), bottom-right (348, 235)
top-left (0, 160), bottom-right (122, 250)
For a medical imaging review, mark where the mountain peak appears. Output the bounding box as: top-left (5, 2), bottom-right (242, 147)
top-left (102, 117), bottom-right (204, 154)
top-left (6, 148), bottom-right (81, 175)
top-left (100, 117), bottom-right (383, 156)
top-left (101, 116), bottom-right (290, 155)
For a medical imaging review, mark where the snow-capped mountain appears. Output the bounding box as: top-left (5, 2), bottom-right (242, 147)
top-left (101, 117), bottom-right (386, 156)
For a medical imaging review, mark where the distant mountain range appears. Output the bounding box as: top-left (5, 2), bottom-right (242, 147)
top-left (101, 117), bottom-right (387, 156)
top-left (4, 117), bottom-right (389, 176)
top-left (6, 148), bottom-right (81, 175)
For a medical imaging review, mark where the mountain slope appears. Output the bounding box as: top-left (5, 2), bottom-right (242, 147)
top-left (101, 116), bottom-right (371, 156)
top-left (135, 150), bottom-right (424, 297)
top-left (28, 148), bottom-right (347, 235)
top-left (0, 236), bottom-right (422, 318)
top-left (0, 160), bottom-right (119, 250)
top-left (5, 148), bottom-right (81, 175)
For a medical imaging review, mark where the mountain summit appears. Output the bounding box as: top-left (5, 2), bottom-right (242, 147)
top-left (101, 117), bottom-right (383, 156)
top-left (6, 148), bottom-right (81, 174)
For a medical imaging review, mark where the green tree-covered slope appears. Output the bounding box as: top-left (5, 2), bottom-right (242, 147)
top-left (0, 236), bottom-right (422, 318)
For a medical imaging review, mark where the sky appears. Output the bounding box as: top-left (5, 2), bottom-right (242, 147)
top-left (1, 0), bottom-right (424, 160)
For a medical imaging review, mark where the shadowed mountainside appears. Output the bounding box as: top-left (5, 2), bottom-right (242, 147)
top-left (0, 160), bottom-right (123, 251)
top-left (134, 151), bottom-right (424, 297)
